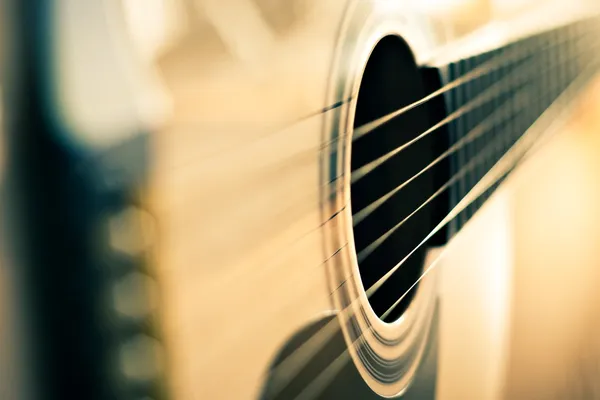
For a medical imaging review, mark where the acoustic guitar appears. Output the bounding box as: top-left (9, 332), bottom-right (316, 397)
top-left (1, 0), bottom-right (600, 399)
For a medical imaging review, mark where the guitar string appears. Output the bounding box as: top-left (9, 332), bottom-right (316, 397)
top-left (351, 76), bottom-right (534, 226)
top-left (196, 46), bottom-right (541, 297)
top-left (198, 33), bottom-right (577, 315)
top-left (355, 111), bottom-right (526, 264)
top-left (183, 27), bottom-right (596, 390)
top-left (180, 19), bottom-right (596, 400)
top-left (306, 34), bottom-right (549, 162)
top-left (162, 30), bottom-right (567, 178)
top-left (378, 56), bottom-right (599, 320)
top-left (210, 32), bottom-right (584, 334)
top-left (365, 49), bottom-right (596, 299)
top-left (350, 31), bottom-right (581, 184)
top-left (161, 32), bottom-right (570, 256)
top-left (264, 83), bottom-right (543, 397)
top-left (262, 110), bottom-right (527, 399)
top-left (288, 55), bottom-right (600, 400)
top-left (263, 45), bottom-right (599, 400)
top-left (162, 27), bottom-right (588, 280)
top-left (212, 25), bottom-right (600, 396)
top-left (349, 60), bottom-right (532, 185)
top-left (267, 129), bottom-right (532, 400)
top-left (163, 39), bottom-right (511, 168)
top-left (186, 27), bottom-right (600, 394)
top-left (169, 30), bottom-right (568, 242)
top-left (290, 82), bottom-right (580, 400)
top-left (348, 36), bottom-right (540, 143)
top-left (352, 44), bottom-right (563, 262)
top-left (299, 31), bottom-right (573, 256)
top-left (168, 41), bottom-right (531, 223)
top-left (265, 86), bottom-right (542, 399)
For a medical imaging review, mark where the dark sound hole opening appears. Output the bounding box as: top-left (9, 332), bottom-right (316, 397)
top-left (350, 36), bottom-right (437, 323)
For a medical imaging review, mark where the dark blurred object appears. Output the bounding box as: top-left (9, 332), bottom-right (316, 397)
top-left (1, 1), bottom-right (165, 399)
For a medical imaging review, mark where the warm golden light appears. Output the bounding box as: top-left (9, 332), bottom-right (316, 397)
top-left (121, 0), bottom-right (188, 60)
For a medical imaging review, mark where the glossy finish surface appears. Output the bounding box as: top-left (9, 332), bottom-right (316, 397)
top-left (4, 0), bottom-right (600, 399)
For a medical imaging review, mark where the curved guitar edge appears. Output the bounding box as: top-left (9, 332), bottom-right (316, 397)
top-left (259, 301), bottom-right (440, 400)
top-left (2, 1), bottom-right (600, 399)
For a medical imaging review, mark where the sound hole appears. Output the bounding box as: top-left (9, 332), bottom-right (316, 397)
top-left (350, 36), bottom-right (437, 322)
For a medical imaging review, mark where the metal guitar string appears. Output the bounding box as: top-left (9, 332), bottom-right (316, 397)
top-left (187, 26), bottom-right (593, 390)
top-left (378, 55), bottom-right (599, 320)
top-left (199, 34), bottom-right (583, 366)
top-left (300, 33), bottom-right (548, 165)
top-left (198, 43), bottom-right (543, 306)
top-left (348, 37), bottom-right (538, 142)
top-left (350, 67), bottom-right (530, 184)
top-left (263, 103), bottom-right (527, 399)
top-left (349, 32), bottom-right (580, 184)
top-left (171, 31), bottom-right (568, 252)
top-left (292, 90), bottom-right (577, 400)
top-left (165, 30), bottom-right (580, 286)
top-left (263, 43), bottom-right (599, 399)
top-left (162, 31), bottom-right (566, 179)
top-left (355, 105), bottom-right (526, 264)
top-left (267, 44), bottom-right (595, 400)
top-left (200, 37), bottom-right (588, 373)
top-left (195, 36), bottom-right (547, 297)
top-left (163, 33), bottom-right (571, 268)
top-left (354, 48), bottom-right (554, 266)
top-left (365, 51), bottom-right (594, 299)
top-left (351, 81), bottom-right (533, 226)
top-left (268, 121), bottom-right (532, 400)
top-left (266, 87), bottom-right (539, 400)
top-left (262, 95), bottom-right (529, 396)
top-left (289, 57), bottom-right (600, 400)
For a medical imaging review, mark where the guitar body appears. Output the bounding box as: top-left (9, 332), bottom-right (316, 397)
top-left (2, 1), bottom-right (600, 399)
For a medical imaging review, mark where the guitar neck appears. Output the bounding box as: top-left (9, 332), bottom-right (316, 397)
top-left (439, 16), bottom-right (599, 237)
